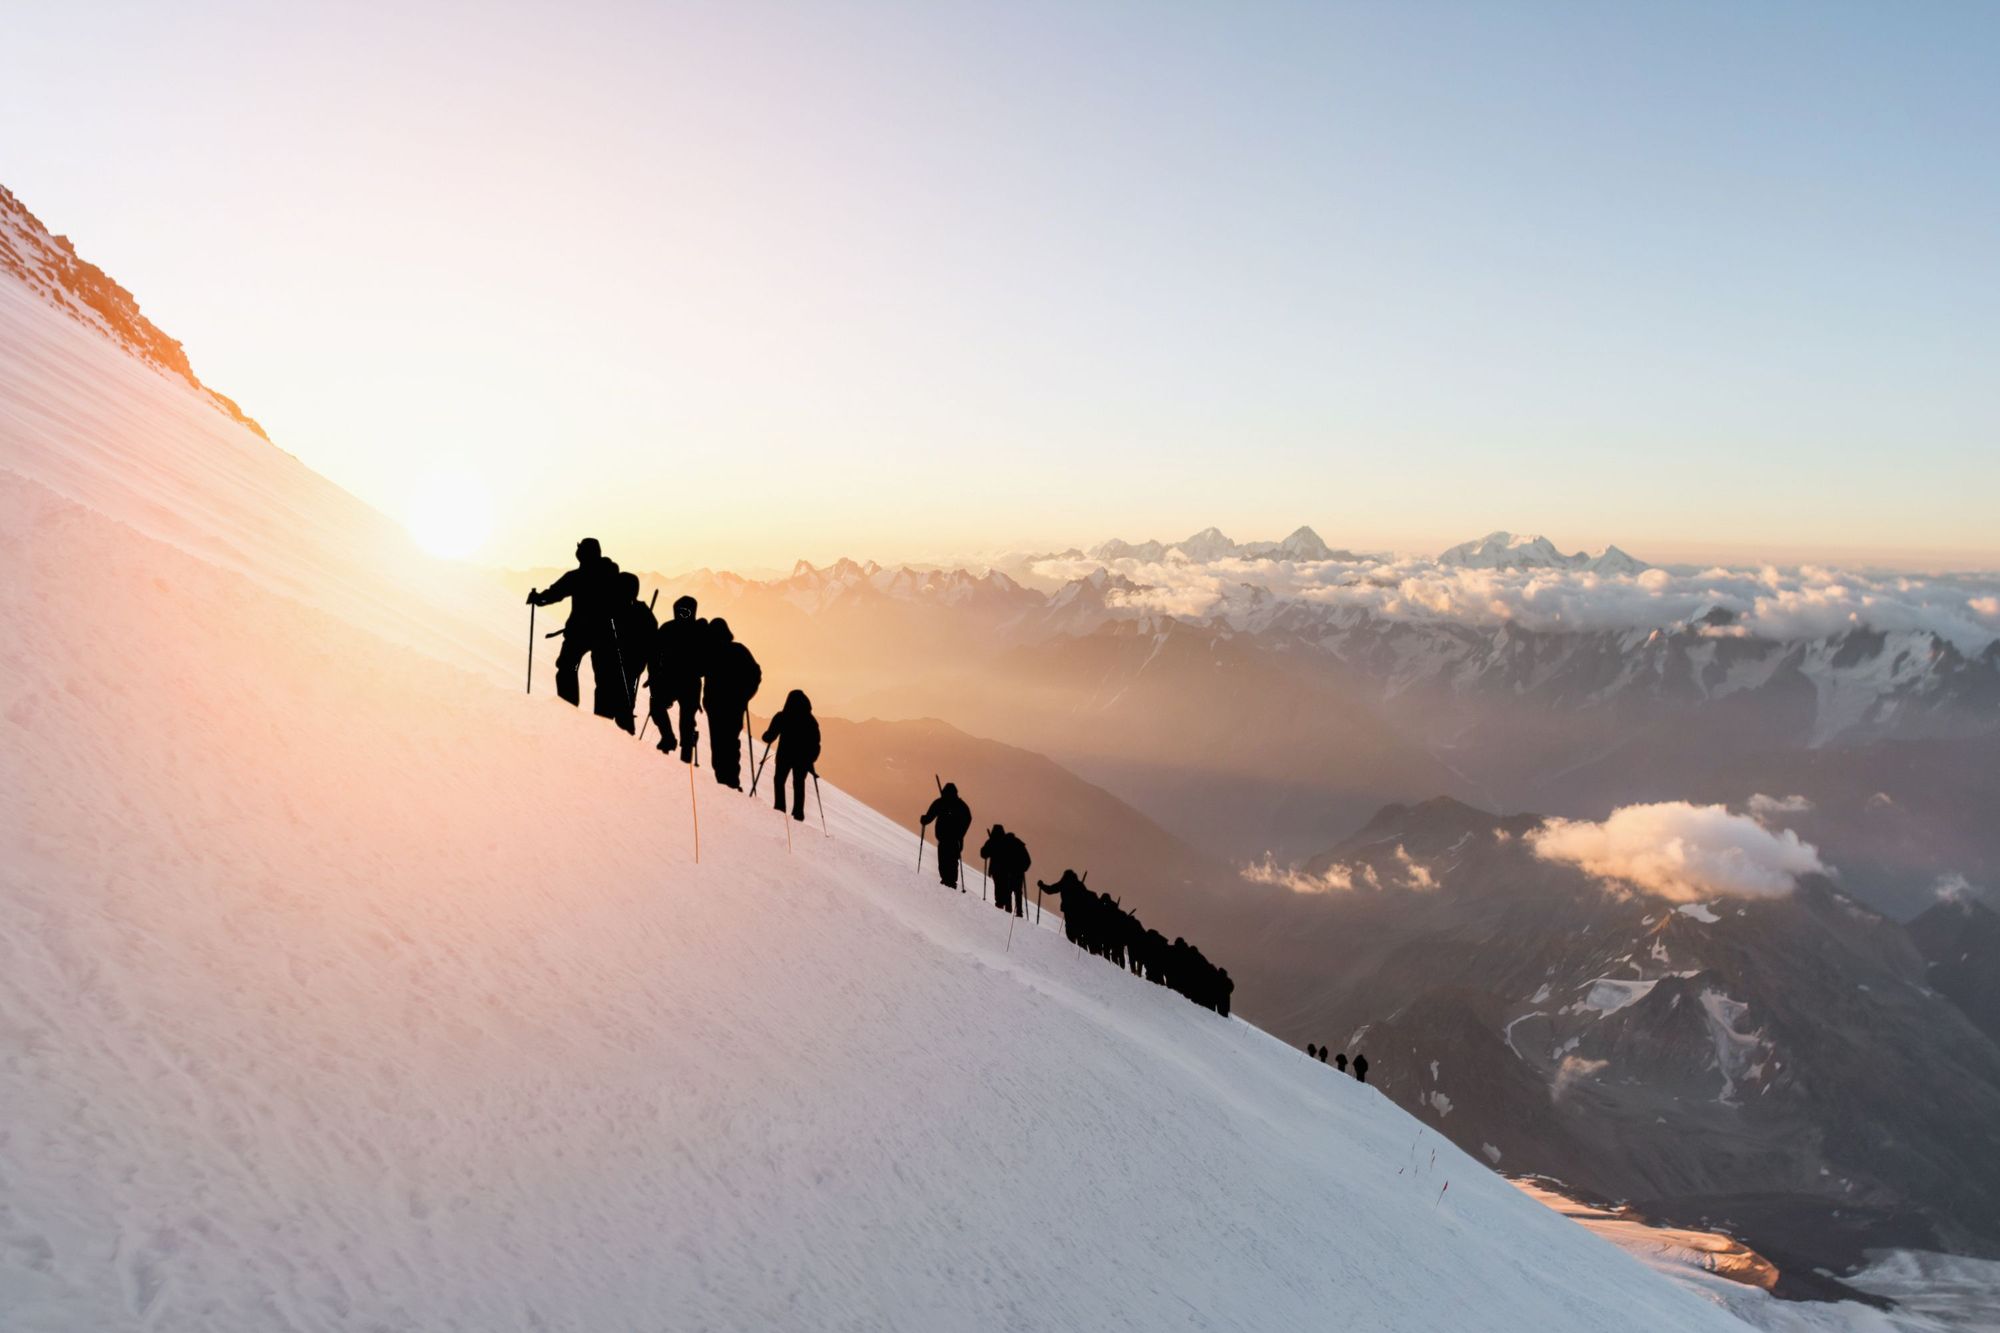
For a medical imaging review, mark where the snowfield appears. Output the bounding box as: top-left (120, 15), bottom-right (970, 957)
top-left (0, 254), bottom-right (1758, 1331)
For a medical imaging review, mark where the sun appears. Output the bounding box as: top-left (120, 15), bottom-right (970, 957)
top-left (405, 469), bottom-right (493, 560)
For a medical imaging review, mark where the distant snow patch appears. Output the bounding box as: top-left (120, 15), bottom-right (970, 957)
top-left (1428, 1092), bottom-right (1454, 1118)
top-left (1579, 978), bottom-right (1658, 1015)
top-left (1697, 989), bottom-right (1764, 1105)
top-left (1747, 793), bottom-right (1812, 821)
top-left (1482, 1143), bottom-right (1503, 1164)
top-left (1676, 903), bottom-right (1720, 924)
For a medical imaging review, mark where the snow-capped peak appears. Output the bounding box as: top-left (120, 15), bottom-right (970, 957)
top-left (1437, 532), bottom-right (1649, 574)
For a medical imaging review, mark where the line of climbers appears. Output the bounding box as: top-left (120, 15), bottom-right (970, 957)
top-left (1304, 1043), bottom-right (1369, 1082)
top-left (527, 537), bottom-right (817, 816)
top-left (920, 784), bottom-right (1234, 1018)
top-left (531, 538), bottom-right (1233, 1019)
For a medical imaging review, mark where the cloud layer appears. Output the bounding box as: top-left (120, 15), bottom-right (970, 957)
top-left (1528, 801), bottom-right (1827, 902)
top-left (1024, 542), bottom-right (2000, 651)
top-left (1241, 844), bottom-right (1435, 894)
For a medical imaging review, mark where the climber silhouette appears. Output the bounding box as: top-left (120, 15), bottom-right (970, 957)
top-left (1334, 1052), bottom-right (1347, 1073)
top-left (1352, 1053), bottom-right (1369, 1083)
top-left (760, 689), bottom-right (820, 821)
top-left (978, 824), bottom-right (1031, 915)
top-left (526, 538), bottom-right (620, 708)
top-left (702, 618), bottom-right (760, 788)
top-left (920, 782), bottom-right (972, 889)
top-left (1037, 869), bottom-right (1089, 943)
top-left (1307, 1043), bottom-right (1319, 1061)
top-left (649, 595), bottom-right (706, 761)
top-left (599, 570), bottom-right (654, 733)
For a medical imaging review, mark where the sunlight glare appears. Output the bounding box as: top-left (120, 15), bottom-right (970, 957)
top-left (406, 469), bottom-right (493, 559)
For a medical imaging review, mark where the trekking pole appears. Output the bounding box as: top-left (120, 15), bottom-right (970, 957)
top-left (742, 710), bottom-right (755, 795)
top-left (750, 736), bottom-right (773, 795)
top-left (1006, 906), bottom-right (1017, 953)
top-left (811, 770), bottom-right (827, 836)
top-left (1035, 883), bottom-right (1043, 924)
top-left (526, 602), bottom-right (535, 693)
top-left (917, 826), bottom-right (926, 872)
top-left (784, 808), bottom-right (792, 854)
top-left (688, 762), bottom-right (700, 864)
top-left (634, 592), bottom-right (659, 739)
top-left (982, 858), bottom-right (989, 902)
top-left (608, 619), bottom-right (633, 731)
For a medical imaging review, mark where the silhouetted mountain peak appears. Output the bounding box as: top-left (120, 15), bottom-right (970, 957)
top-left (1351, 795), bottom-right (1501, 842)
top-left (1, 183), bottom-right (266, 438)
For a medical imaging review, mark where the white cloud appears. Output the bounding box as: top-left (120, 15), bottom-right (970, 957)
top-left (1932, 873), bottom-right (1981, 907)
top-left (1528, 802), bottom-right (1827, 903)
top-left (1241, 854), bottom-right (1360, 894)
top-left (1240, 845), bottom-right (1435, 893)
top-left (1747, 793), bottom-right (1813, 820)
top-left (1023, 544), bottom-right (2000, 652)
top-left (1392, 844), bottom-right (1437, 890)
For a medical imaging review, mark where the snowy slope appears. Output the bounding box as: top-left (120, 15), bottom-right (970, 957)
top-left (0, 276), bottom-right (515, 680)
top-left (3, 256), bottom-right (1748, 1332)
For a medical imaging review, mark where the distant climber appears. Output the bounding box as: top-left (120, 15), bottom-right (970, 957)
top-left (979, 824), bottom-right (1031, 915)
top-left (701, 618), bottom-right (761, 788)
top-left (1307, 1043), bottom-right (1319, 1061)
top-left (921, 782), bottom-right (972, 889)
top-left (649, 595), bottom-right (707, 761)
top-left (1352, 1053), bottom-right (1368, 1083)
top-left (1334, 1052), bottom-right (1347, 1073)
top-left (1037, 869), bottom-right (1090, 942)
top-left (759, 689), bottom-right (820, 821)
top-left (526, 538), bottom-right (620, 708)
top-left (599, 571), bottom-right (654, 732)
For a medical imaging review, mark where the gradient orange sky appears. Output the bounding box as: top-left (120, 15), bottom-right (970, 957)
top-left (5, 2), bottom-right (1997, 573)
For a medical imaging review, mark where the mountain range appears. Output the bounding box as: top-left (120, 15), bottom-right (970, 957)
top-left (640, 537), bottom-right (1999, 917)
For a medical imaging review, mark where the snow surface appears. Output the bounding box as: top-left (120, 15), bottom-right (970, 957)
top-left (1515, 1182), bottom-right (2000, 1333)
top-left (0, 253), bottom-right (1759, 1331)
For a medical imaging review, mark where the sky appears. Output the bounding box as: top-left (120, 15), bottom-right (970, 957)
top-left (4, 0), bottom-right (1997, 573)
